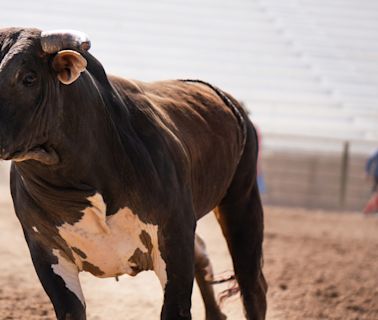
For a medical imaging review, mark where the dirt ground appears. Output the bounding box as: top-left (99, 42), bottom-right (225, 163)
top-left (0, 184), bottom-right (377, 320)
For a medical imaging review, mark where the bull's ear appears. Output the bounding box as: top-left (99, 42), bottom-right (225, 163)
top-left (52, 50), bottom-right (87, 85)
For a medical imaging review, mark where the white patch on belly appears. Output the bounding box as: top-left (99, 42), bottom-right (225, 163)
top-left (51, 249), bottom-right (85, 306)
top-left (57, 193), bottom-right (167, 287)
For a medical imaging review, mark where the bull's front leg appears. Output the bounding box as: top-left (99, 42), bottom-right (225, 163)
top-left (25, 233), bottom-right (86, 320)
top-left (157, 209), bottom-right (196, 320)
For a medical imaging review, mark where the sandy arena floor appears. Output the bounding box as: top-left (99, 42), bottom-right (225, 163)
top-left (0, 185), bottom-right (377, 320)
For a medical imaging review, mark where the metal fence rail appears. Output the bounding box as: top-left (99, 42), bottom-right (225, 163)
top-left (0, 133), bottom-right (376, 212)
top-left (260, 134), bottom-right (377, 211)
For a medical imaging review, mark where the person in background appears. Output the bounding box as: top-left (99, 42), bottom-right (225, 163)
top-left (363, 150), bottom-right (378, 214)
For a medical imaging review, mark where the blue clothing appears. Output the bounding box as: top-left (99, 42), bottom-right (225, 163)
top-left (366, 151), bottom-right (378, 177)
top-left (366, 150), bottom-right (378, 191)
top-left (257, 174), bottom-right (266, 194)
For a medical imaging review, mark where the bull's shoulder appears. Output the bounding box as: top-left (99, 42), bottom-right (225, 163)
top-left (106, 76), bottom-right (243, 134)
top-left (107, 76), bottom-right (232, 109)
top-left (139, 79), bottom-right (223, 101)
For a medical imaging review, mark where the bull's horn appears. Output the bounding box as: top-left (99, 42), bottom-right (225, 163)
top-left (40, 29), bottom-right (91, 54)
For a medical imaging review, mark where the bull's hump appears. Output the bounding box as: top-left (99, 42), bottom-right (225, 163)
top-left (55, 193), bottom-right (167, 284)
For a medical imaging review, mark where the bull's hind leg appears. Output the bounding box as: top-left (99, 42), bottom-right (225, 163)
top-left (195, 234), bottom-right (227, 320)
top-left (215, 123), bottom-right (267, 320)
top-left (215, 185), bottom-right (267, 320)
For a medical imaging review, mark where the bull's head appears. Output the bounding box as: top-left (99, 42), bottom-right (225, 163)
top-left (0, 28), bottom-right (91, 165)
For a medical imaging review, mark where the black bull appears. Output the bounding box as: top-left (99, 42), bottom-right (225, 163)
top-left (0, 28), bottom-right (267, 320)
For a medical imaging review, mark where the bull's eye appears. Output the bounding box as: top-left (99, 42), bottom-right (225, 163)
top-left (22, 72), bottom-right (37, 87)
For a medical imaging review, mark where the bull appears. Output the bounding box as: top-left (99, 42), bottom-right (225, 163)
top-left (0, 27), bottom-right (267, 320)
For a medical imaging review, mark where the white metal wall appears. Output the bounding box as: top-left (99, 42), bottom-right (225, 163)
top-left (1, 0), bottom-right (378, 148)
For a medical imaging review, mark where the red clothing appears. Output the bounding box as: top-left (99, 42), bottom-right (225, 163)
top-left (363, 192), bottom-right (378, 214)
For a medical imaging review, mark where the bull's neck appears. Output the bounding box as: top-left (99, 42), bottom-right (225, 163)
top-left (15, 81), bottom-right (151, 214)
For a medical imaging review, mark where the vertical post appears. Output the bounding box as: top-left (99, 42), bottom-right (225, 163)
top-left (339, 141), bottom-right (350, 209)
top-left (307, 157), bottom-right (317, 209)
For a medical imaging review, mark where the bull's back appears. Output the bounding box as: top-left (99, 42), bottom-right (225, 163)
top-left (110, 77), bottom-right (246, 218)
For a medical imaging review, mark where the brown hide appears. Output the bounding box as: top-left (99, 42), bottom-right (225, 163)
top-left (109, 76), bottom-right (246, 218)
